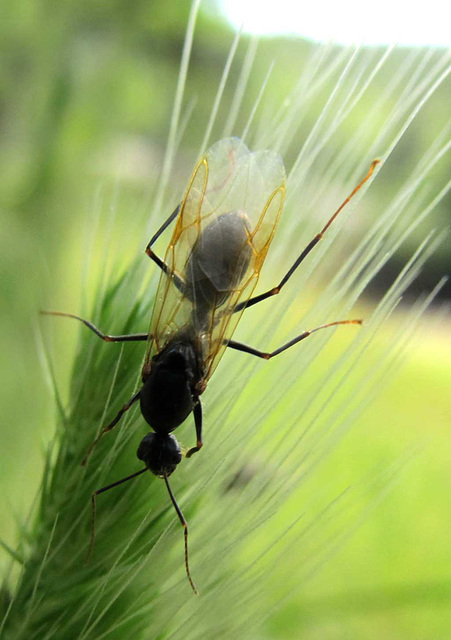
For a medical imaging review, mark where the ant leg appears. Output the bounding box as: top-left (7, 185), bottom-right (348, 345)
top-left (145, 204), bottom-right (180, 252)
top-left (235, 160), bottom-right (379, 314)
top-left (163, 471), bottom-right (198, 595)
top-left (186, 401), bottom-right (203, 458)
top-left (226, 319), bottom-right (362, 359)
top-left (41, 311), bottom-right (148, 342)
top-left (145, 204), bottom-right (186, 295)
top-left (82, 389), bottom-right (141, 466)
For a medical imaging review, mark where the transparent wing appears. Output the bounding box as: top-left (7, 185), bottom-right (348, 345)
top-left (144, 151), bottom-right (208, 363)
top-left (201, 176), bottom-right (285, 382)
top-left (145, 138), bottom-right (286, 381)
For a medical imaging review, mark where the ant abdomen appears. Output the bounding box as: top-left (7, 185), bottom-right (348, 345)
top-left (184, 211), bottom-right (252, 320)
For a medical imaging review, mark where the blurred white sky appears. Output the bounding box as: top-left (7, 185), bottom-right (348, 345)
top-left (220, 0), bottom-right (451, 46)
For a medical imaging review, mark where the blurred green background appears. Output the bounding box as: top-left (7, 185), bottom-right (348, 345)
top-left (1, 1), bottom-right (450, 638)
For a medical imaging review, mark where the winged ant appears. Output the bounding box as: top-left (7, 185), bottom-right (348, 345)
top-left (43, 138), bottom-right (378, 593)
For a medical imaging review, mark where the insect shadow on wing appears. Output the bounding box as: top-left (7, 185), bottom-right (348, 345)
top-left (42, 138), bottom-right (379, 593)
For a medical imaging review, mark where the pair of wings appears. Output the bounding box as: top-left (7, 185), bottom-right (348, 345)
top-left (145, 137), bottom-right (286, 383)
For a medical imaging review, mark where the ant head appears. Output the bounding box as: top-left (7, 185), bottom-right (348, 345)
top-left (137, 432), bottom-right (182, 477)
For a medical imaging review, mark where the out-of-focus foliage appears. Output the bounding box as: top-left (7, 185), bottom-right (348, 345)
top-left (1, 0), bottom-right (449, 291)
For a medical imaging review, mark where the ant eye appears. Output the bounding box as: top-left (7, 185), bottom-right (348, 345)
top-left (136, 434), bottom-right (153, 462)
top-left (171, 450), bottom-right (182, 464)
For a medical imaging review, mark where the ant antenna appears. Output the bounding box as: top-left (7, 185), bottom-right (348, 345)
top-left (87, 467), bottom-right (148, 563)
top-left (87, 466), bottom-right (198, 595)
top-left (163, 471), bottom-right (198, 595)
top-left (320, 159), bottom-right (380, 236)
